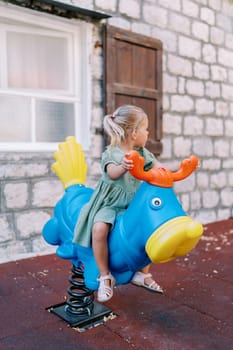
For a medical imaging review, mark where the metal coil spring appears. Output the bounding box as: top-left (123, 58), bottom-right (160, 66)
top-left (65, 265), bottom-right (94, 316)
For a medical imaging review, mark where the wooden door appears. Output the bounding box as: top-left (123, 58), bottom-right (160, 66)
top-left (104, 25), bottom-right (163, 156)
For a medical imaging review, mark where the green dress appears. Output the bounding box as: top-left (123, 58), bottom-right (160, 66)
top-left (73, 146), bottom-right (156, 247)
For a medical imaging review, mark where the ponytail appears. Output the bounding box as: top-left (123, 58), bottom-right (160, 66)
top-left (103, 114), bottom-right (125, 146)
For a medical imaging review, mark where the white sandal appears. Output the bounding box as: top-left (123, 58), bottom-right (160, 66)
top-left (131, 271), bottom-right (164, 294)
top-left (97, 273), bottom-right (115, 302)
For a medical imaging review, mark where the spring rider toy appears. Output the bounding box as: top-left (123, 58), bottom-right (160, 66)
top-left (43, 136), bottom-right (203, 328)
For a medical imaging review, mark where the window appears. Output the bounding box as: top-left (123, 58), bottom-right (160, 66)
top-left (0, 4), bottom-right (91, 151)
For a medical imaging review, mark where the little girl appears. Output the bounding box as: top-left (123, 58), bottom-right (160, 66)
top-left (73, 105), bottom-right (163, 302)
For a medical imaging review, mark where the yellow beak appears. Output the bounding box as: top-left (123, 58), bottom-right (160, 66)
top-left (146, 216), bottom-right (203, 264)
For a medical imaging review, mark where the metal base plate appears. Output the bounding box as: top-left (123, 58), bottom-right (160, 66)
top-left (47, 301), bottom-right (113, 329)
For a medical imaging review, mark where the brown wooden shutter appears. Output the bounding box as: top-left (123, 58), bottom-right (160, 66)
top-left (104, 25), bottom-right (163, 156)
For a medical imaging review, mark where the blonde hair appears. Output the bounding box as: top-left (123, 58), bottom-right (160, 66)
top-left (103, 105), bottom-right (147, 146)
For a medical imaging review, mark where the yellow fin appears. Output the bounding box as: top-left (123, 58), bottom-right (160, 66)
top-left (52, 136), bottom-right (87, 189)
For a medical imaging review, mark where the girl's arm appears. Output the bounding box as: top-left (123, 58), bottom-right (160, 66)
top-left (106, 154), bottom-right (134, 180)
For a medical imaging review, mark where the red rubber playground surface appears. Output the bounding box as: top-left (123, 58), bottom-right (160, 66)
top-left (0, 219), bottom-right (232, 350)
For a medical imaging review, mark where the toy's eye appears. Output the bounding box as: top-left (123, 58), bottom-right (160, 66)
top-left (151, 197), bottom-right (162, 208)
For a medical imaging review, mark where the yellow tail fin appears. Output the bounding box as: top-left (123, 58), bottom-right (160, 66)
top-left (52, 136), bottom-right (87, 189)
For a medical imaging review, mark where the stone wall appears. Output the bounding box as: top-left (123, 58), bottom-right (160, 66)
top-left (0, 0), bottom-right (232, 263)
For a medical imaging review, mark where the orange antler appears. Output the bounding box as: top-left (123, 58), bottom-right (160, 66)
top-left (171, 155), bottom-right (199, 182)
top-left (126, 151), bottom-right (199, 187)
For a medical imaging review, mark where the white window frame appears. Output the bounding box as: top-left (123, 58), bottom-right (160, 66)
top-left (0, 3), bottom-right (92, 151)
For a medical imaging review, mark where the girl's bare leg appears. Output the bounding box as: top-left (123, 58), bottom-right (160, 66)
top-left (92, 222), bottom-right (111, 287)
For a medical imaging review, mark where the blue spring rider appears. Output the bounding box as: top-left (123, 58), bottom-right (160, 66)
top-left (43, 136), bottom-right (203, 291)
